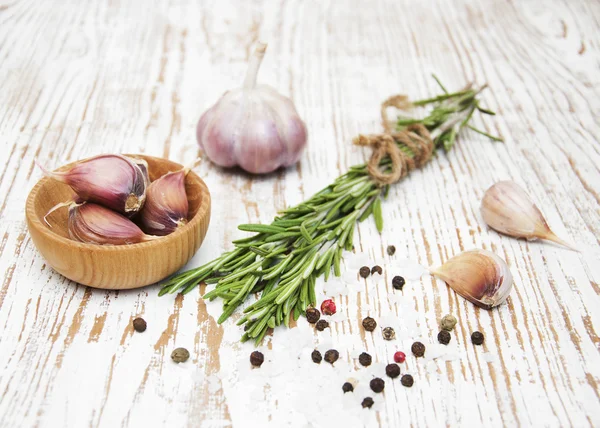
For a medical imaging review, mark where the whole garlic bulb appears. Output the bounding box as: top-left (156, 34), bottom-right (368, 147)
top-left (481, 181), bottom-right (574, 249)
top-left (196, 42), bottom-right (308, 174)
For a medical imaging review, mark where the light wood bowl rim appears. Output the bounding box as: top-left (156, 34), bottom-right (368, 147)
top-left (25, 154), bottom-right (210, 254)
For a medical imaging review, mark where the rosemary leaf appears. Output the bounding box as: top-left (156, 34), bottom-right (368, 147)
top-left (373, 197), bottom-right (383, 233)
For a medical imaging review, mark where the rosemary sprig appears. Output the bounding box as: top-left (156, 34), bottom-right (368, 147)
top-left (159, 79), bottom-right (500, 343)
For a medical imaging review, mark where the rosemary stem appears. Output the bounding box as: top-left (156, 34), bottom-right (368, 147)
top-left (159, 80), bottom-right (500, 343)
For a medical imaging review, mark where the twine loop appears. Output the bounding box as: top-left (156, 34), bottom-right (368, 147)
top-left (353, 95), bottom-right (435, 186)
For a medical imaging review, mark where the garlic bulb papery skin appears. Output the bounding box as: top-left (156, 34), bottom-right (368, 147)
top-left (132, 157), bottom-right (151, 188)
top-left (64, 202), bottom-right (157, 245)
top-left (196, 42), bottom-right (308, 174)
top-left (481, 180), bottom-right (574, 249)
top-left (37, 154), bottom-right (148, 216)
top-left (430, 249), bottom-right (513, 309)
top-left (139, 169), bottom-right (189, 236)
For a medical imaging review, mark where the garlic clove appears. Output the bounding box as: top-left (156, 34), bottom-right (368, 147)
top-left (236, 102), bottom-right (288, 174)
top-left (70, 202), bottom-right (158, 245)
top-left (36, 154), bottom-right (148, 216)
top-left (481, 181), bottom-right (575, 250)
top-left (196, 43), bottom-right (307, 174)
top-left (139, 168), bottom-right (189, 236)
top-left (259, 86), bottom-right (308, 166)
top-left (430, 249), bottom-right (512, 309)
top-left (45, 200), bottom-right (157, 245)
top-left (198, 93), bottom-right (240, 168)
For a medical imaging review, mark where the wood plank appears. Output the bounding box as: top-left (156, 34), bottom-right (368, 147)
top-left (0, 0), bottom-right (598, 426)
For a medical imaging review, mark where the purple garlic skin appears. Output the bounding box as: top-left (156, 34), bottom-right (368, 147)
top-left (67, 202), bottom-right (156, 245)
top-left (139, 169), bottom-right (189, 236)
top-left (196, 43), bottom-right (308, 174)
top-left (38, 154), bottom-right (148, 216)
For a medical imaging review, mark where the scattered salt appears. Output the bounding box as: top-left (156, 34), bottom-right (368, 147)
top-left (206, 252), bottom-right (472, 425)
top-left (328, 312), bottom-right (348, 323)
top-left (344, 253), bottom-right (371, 269)
top-left (482, 352), bottom-right (498, 363)
top-left (341, 270), bottom-right (359, 284)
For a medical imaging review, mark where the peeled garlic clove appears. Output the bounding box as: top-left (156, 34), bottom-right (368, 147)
top-left (430, 249), bottom-right (512, 309)
top-left (197, 42), bottom-right (308, 174)
top-left (37, 154), bottom-right (148, 216)
top-left (481, 181), bottom-right (574, 249)
top-left (139, 169), bottom-right (189, 236)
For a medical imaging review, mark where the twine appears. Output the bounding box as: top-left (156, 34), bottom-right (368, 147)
top-left (353, 95), bottom-right (435, 186)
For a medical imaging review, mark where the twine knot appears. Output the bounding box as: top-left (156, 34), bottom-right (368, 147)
top-left (353, 95), bottom-right (434, 186)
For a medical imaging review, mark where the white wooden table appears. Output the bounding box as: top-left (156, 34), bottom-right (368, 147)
top-left (1, 0), bottom-right (599, 426)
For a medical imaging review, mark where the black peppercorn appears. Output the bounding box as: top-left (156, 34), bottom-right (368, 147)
top-left (385, 363), bottom-right (401, 378)
top-left (324, 349), bottom-right (339, 364)
top-left (359, 266), bottom-right (371, 278)
top-left (250, 351), bottom-right (264, 367)
top-left (382, 327), bottom-right (396, 341)
top-left (342, 382), bottom-right (354, 393)
top-left (315, 319), bottom-right (329, 331)
top-left (392, 276), bottom-right (405, 290)
top-left (411, 341), bottom-right (425, 357)
top-left (358, 352), bottom-right (372, 367)
top-left (387, 245), bottom-right (396, 256)
top-left (401, 374), bottom-right (414, 387)
top-left (171, 347), bottom-right (190, 363)
top-left (438, 330), bottom-right (451, 345)
top-left (361, 397), bottom-right (374, 409)
top-left (471, 331), bottom-right (485, 345)
top-left (306, 307), bottom-right (321, 324)
top-left (132, 317), bottom-right (147, 333)
top-left (311, 350), bottom-right (322, 364)
top-left (371, 265), bottom-right (382, 275)
top-left (362, 317), bottom-right (377, 332)
top-left (370, 377), bottom-right (385, 393)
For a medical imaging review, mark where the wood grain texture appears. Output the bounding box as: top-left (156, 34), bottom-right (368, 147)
top-left (1, 0), bottom-right (599, 426)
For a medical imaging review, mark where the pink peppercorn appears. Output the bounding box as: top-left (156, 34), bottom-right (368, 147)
top-left (321, 299), bottom-right (336, 316)
top-left (394, 351), bottom-right (406, 363)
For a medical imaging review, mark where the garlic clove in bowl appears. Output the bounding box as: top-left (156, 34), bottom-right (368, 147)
top-left (26, 154), bottom-right (211, 289)
top-left (430, 249), bottom-right (513, 309)
top-left (36, 154), bottom-right (148, 217)
top-left (139, 168), bottom-right (189, 236)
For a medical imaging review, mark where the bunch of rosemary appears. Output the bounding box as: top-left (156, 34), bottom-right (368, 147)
top-left (160, 79), bottom-right (500, 343)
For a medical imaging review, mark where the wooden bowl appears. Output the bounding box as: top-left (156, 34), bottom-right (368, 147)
top-left (25, 154), bottom-right (211, 289)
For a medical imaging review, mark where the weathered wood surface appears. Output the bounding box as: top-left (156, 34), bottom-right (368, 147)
top-left (1, 0), bottom-right (599, 426)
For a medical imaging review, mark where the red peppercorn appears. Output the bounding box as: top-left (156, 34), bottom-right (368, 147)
top-left (321, 299), bottom-right (336, 316)
top-left (393, 351), bottom-right (406, 363)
